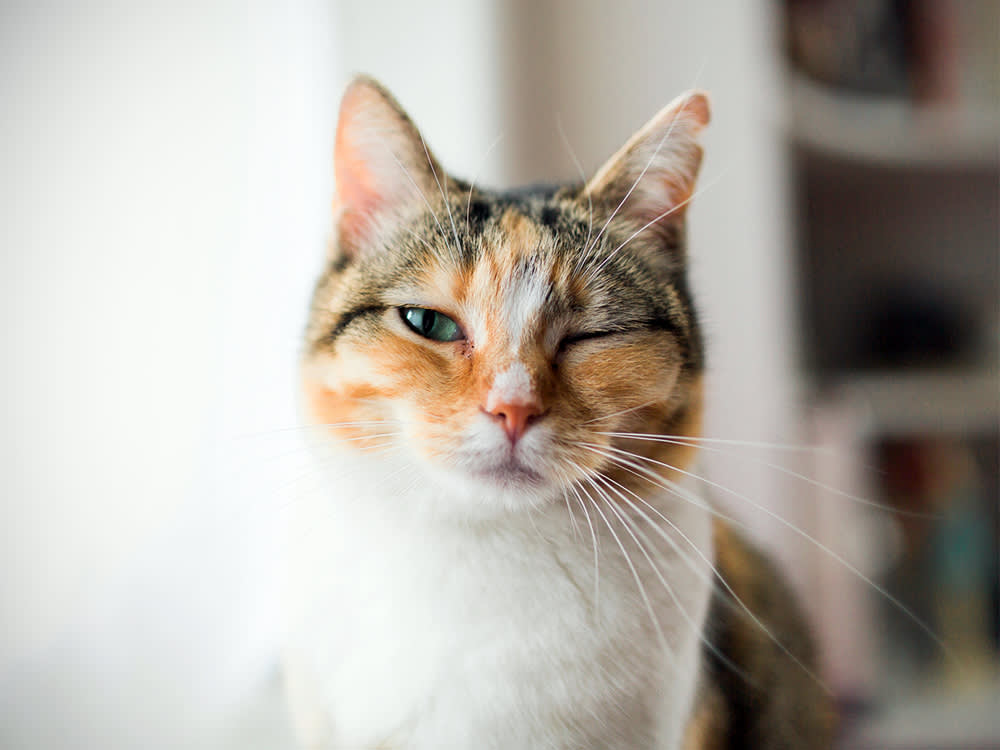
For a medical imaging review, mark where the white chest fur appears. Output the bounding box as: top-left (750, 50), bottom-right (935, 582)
top-left (283, 451), bottom-right (714, 750)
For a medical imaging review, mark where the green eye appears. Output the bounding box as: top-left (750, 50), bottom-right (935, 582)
top-left (400, 307), bottom-right (464, 342)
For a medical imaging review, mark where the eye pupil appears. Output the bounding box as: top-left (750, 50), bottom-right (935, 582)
top-left (422, 311), bottom-right (436, 336)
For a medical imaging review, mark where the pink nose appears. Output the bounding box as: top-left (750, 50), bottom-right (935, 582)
top-left (484, 400), bottom-right (543, 444)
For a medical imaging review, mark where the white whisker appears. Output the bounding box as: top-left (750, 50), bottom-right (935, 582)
top-left (581, 477), bottom-right (673, 660)
top-left (585, 174), bottom-right (722, 284)
top-left (584, 441), bottom-right (953, 661)
top-left (417, 132), bottom-right (464, 267)
top-left (596, 470), bottom-right (830, 694)
top-left (581, 89), bottom-right (700, 269)
top-left (582, 399), bottom-right (662, 426)
top-left (465, 132), bottom-right (504, 227)
top-left (595, 474), bottom-right (747, 681)
top-left (597, 431), bottom-right (840, 454)
top-left (601, 431), bottom-right (928, 518)
top-left (566, 466), bottom-right (602, 613)
top-left (555, 116), bottom-right (595, 276)
top-left (557, 477), bottom-right (582, 542)
top-left (382, 144), bottom-right (456, 263)
top-left (233, 419), bottom-right (396, 441)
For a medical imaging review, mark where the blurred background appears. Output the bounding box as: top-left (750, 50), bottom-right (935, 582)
top-left (1, 1), bottom-right (996, 748)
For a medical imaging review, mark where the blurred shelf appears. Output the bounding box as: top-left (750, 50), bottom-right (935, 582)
top-left (787, 71), bottom-right (1000, 168)
top-left (840, 678), bottom-right (1000, 750)
top-left (822, 370), bottom-right (1000, 437)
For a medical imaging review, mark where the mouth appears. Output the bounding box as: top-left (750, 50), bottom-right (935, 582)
top-left (472, 459), bottom-right (543, 486)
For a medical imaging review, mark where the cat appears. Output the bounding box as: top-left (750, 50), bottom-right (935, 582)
top-left (283, 75), bottom-right (833, 750)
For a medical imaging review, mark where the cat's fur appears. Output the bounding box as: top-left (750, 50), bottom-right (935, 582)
top-left (284, 76), bottom-right (833, 749)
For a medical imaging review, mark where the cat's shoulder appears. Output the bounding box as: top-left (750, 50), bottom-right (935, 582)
top-left (684, 519), bottom-right (835, 750)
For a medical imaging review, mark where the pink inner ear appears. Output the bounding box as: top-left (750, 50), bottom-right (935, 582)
top-left (331, 79), bottom-right (432, 254)
top-left (334, 145), bottom-right (379, 248)
top-left (634, 94), bottom-right (710, 222)
top-left (334, 98), bottom-right (384, 245)
top-left (333, 80), bottom-right (416, 252)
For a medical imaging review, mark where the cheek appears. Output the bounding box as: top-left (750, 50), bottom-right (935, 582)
top-left (562, 340), bottom-right (681, 417)
top-left (301, 334), bottom-right (460, 442)
top-left (403, 352), bottom-right (486, 460)
top-left (302, 372), bottom-right (387, 446)
top-left (327, 334), bottom-right (484, 459)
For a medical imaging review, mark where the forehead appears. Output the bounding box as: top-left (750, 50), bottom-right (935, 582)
top-left (349, 195), bottom-right (669, 344)
top-left (464, 209), bottom-right (570, 345)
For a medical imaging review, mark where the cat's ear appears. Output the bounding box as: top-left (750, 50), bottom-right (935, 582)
top-left (584, 91), bottom-right (709, 254)
top-left (332, 76), bottom-right (444, 257)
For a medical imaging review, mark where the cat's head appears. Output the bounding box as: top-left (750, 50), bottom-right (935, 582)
top-left (302, 76), bottom-right (709, 516)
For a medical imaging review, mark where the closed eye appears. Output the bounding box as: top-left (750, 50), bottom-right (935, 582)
top-left (558, 315), bottom-right (682, 354)
top-left (557, 330), bottom-right (618, 354)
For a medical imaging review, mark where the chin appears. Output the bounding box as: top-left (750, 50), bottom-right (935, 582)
top-left (422, 459), bottom-right (563, 518)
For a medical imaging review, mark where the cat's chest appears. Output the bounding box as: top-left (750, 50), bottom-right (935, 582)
top-left (285, 464), bottom-right (714, 748)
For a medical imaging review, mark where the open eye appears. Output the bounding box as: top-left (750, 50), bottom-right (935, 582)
top-left (399, 307), bottom-right (465, 342)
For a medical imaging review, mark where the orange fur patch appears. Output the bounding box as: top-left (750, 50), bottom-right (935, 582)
top-left (682, 694), bottom-right (724, 750)
top-left (600, 375), bottom-right (704, 498)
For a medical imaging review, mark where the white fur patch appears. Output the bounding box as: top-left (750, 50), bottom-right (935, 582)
top-left (502, 271), bottom-right (548, 347)
top-left (485, 362), bottom-right (533, 411)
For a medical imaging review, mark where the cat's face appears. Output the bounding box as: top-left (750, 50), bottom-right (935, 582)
top-left (302, 77), bottom-right (709, 515)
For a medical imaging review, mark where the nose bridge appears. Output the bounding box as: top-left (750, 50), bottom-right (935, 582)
top-left (475, 243), bottom-right (557, 441)
top-left (485, 360), bottom-right (537, 412)
top-left (478, 304), bottom-right (556, 411)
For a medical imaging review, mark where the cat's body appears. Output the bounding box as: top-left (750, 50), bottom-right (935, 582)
top-left (285, 77), bottom-right (832, 749)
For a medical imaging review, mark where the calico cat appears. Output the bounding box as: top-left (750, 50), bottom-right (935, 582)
top-left (284, 76), bottom-right (833, 749)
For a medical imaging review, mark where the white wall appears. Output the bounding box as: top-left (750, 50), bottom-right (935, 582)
top-left (1, 0), bottom-right (338, 685)
top-left (331, 0), bottom-right (506, 185)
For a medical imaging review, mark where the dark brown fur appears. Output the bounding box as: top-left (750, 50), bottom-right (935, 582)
top-left (685, 521), bottom-right (835, 749)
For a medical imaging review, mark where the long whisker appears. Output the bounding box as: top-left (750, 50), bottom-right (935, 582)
top-left (582, 399), bottom-right (662, 426)
top-left (580, 478), bottom-right (673, 659)
top-left (554, 468), bottom-right (582, 541)
top-left (585, 174), bottom-right (722, 284)
top-left (556, 116), bottom-right (595, 276)
top-left (465, 132), bottom-right (504, 227)
top-left (565, 465), bottom-right (602, 613)
top-left (585, 441), bottom-right (954, 660)
top-left (607, 432), bottom-right (928, 518)
top-left (417, 132), bottom-right (464, 267)
top-left (581, 442), bottom-right (740, 525)
top-left (597, 431), bottom-right (847, 455)
top-left (596, 469), bottom-right (829, 694)
top-left (233, 419), bottom-right (396, 441)
top-left (581, 89), bottom-right (700, 267)
top-left (594, 473), bottom-right (745, 680)
top-left (383, 144), bottom-right (455, 263)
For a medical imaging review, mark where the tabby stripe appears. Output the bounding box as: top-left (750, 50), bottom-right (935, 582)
top-left (324, 305), bottom-right (386, 346)
top-left (646, 314), bottom-right (686, 341)
top-left (561, 316), bottom-right (686, 349)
